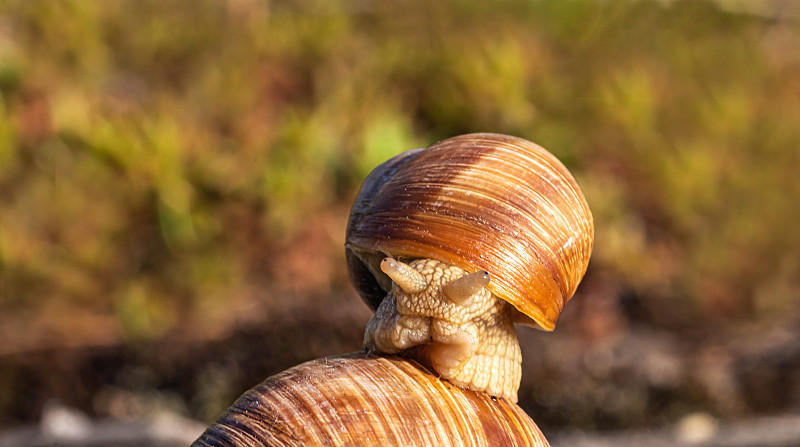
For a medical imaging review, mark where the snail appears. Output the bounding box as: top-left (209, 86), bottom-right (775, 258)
top-left (348, 132), bottom-right (593, 403)
top-left (192, 133), bottom-right (593, 446)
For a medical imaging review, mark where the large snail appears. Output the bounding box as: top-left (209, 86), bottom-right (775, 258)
top-left (193, 133), bottom-right (593, 446)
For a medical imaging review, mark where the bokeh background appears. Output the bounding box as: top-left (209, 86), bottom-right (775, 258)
top-left (1, 0), bottom-right (799, 440)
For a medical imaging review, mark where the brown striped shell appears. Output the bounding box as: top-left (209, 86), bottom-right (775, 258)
top-left (346, 133), bottom-right (593, 331)
top-left (191, 354), bottom-right (550, 447)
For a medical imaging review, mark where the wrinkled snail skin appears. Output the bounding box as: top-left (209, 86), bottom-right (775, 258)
top-left (191, 354), bottom-right (549, 447)
top-left (364, 258), bottom-right (522, 402)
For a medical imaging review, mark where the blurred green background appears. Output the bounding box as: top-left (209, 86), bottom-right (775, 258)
top-left (1, 0), bottom-right (799, 435)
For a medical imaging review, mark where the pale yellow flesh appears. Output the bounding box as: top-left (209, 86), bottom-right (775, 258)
top-left (363, 259), bottom-right (522, 403)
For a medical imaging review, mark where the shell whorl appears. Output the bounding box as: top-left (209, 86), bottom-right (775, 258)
top-left (346, 133), bottom-right (594, 330)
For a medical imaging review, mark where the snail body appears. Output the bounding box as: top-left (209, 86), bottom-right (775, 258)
top-left (364, 258), bottom-right (522, 402)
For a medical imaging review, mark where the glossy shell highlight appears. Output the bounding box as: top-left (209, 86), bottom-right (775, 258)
top-left (346, 133), bottom-right (593, 330)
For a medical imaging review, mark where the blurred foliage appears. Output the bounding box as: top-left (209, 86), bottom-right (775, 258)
top-left (0, 0), bottom-right (799, 431)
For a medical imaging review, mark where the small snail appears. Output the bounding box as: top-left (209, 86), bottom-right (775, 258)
top-left (193, 133), bottom-right (593, 446)
top-left (348, 133), bottom-right (593, 402)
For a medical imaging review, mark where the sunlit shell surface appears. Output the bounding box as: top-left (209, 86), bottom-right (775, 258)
top-left (347, 133), bottom-right (593, 330)
top-left (192, 354), bottom-right (549, 447)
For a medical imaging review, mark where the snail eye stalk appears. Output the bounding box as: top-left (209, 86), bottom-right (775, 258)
top-left (380, 257), bottom-right (428, 294)
top-left (443, 270), bottom-right (491, 306)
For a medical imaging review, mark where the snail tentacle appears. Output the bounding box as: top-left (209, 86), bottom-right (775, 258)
top-left (380, 257), bottom-right (428, 294)
top-left (443, 270), bottom-right (491, 306)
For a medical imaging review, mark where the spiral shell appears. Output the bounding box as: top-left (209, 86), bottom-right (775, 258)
top-left (346, 133), bottom-right (593, 330)
top-left (191, 354), bottom-right (549, 447)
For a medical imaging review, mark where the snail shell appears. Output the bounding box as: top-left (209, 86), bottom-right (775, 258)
top-left (191, 354), bottom-right (550, 447)
top-left (346, 133), bottom-right (594, 330)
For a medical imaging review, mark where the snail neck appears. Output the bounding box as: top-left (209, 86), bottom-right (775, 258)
top-left (363, 258), bottom-right (522, 403)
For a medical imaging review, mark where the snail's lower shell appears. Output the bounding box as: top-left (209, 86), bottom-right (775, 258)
top-left (191, 353), bottom-right (549, 447)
